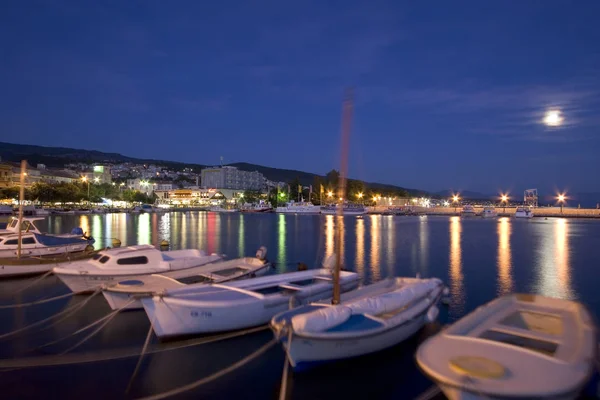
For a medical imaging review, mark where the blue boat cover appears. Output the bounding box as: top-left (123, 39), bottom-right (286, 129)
top-left (71, 227), bottom-right (84, 235)
top-left (33, 233), bottom-right (86, 246)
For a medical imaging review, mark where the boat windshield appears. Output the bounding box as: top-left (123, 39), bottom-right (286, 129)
top-left (479, 329), bottom-right (558, 356)
top-left (176, 275), bottom-right (214, 284)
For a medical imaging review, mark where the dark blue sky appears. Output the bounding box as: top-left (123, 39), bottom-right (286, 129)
top-left (1, 1), bottom-right (599, 194)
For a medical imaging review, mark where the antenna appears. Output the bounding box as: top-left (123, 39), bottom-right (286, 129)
top-left (220, 156), bottom-right (223, 167)
top-left (333, 88), bottom-right (354, 305)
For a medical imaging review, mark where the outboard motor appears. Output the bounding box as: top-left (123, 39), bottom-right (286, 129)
top-left (255, 246), bottom-right (268, 261)
top-left (322, 253), bottom-right (336, 272)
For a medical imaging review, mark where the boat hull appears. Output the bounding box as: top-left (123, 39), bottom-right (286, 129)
top-left (0, 263), bottom-right (57, 278)
top-left (437, 382), bottom-right (583, 400)
top-left (143, 279), bottom-right (359, 338)
top-left (286, 312), bottom-right (429, 370)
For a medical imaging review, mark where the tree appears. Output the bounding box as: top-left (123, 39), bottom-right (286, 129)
top-left (242, 190), bottom-right (261, 204)
top-left (325, 169), bottom-right (340, 188)
top-left (288, 177), bottom-right (301, 202)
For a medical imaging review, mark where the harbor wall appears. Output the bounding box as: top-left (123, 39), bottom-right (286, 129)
top-left (369, 206), bottom-right (600, 218)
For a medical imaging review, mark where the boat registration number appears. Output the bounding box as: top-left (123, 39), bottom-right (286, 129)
top-left (190, 310), bottom-right (212, 318)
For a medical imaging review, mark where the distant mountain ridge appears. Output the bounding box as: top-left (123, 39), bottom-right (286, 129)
top-left (0, 141), bottom-right (424, 195)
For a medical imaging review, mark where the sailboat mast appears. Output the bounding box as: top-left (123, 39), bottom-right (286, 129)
top-left (17, 160), bottom-right (26, 259)
top-left (333, 88), bottom-right (354, 305)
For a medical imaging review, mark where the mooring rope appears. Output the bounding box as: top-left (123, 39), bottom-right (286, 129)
top-left (58, 299), bottom-right (136, 356)
top-left (0, 288), bottom-right (102, 342)
top-left (0, 291), bottom-right (78, 309)
top-left (125, 315), bottom-right (156, 393)
top-left (136, 338), bottom-right (278, 400)
top-left (0, 325), bottom-right (269, 370)
top-left (35, 301), bottom-right (124, 351)
top-left (413, 385), bottom-right (441, 400)
top-left (5, 270), bottom-right (54, 297)
top-left (278, 328), bottom-right (293, 400)
top-left (36, 289), bottom-right (103, 335)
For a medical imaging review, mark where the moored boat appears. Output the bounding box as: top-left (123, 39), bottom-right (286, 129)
top-left (141, 267), bottom-right (360, 338)
top-left (102, 247), bottom-right (272, 310)
top-left (321, 203), bottom-right (367, 215)
top-left (481, 207), bottom-right (497, 218)
top-left (275, 201), bottom-right (321, 214)
top-left (271, 276), bottom-right (444, 370)
top-left (515, 206), bottom-right (534, 219)
top-left (53, 244), bottom-right (223, 293)
top-left (416, 294), bottom-right (597, 400)
top-left (461, 205), bottom-right (477, 217)
top-left (240, 202), bottom-right (273, 213)
top-left (209, 205), bottom-right (239, 213)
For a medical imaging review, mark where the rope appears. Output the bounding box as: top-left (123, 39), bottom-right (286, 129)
top-left (36, 290), bottom-right (103, 335)
top-left (58, 299), bottom-right (136, 355)
top-left (278, 328), bottom-right (293, 400)
top-left (125, 316), bottom-right (156, 393)
top-left (35, 295), bottom-right (121, 350)
top-left (0, 289), bottom-right (102, 341)
top-left (136, 338), bottom-right (278, 400)
top-left (413, 385), bottom-right (441, 400)
top-left (4, 270), bottom-right (54, 297)
top-left (0, 325), bottom-right (269, 370)
top-left (0, 291), bottom-right (77, 309)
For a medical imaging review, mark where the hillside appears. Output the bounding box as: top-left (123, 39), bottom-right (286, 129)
top-left (0, 142), bottom-right (424, 195)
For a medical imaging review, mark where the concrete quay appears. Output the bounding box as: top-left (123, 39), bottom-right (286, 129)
top-left (368, 206), bottom-right (600, 219)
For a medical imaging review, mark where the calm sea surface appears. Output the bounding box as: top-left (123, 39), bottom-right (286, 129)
top-left (1, 213), bottom-right (600, 399)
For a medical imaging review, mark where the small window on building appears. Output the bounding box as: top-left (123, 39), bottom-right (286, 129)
top-left (117, 256), bottom-right (149, 265)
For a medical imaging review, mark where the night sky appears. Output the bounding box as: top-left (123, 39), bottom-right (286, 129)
top-left (1, 1), bottom-right (599, 194)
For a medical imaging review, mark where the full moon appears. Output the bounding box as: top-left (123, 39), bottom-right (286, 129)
top-left (543, 109), bottom-right (564, 127)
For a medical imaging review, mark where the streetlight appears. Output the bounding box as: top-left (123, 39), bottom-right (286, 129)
top-left (501, 194), bottom-right (509, 214)
top-left (452, 194), bottom-right (460, 213)
top-left (557, 193), bottom-right (566, 214)
top-left (93, 177), bottom-right (100, 184)
top-left (81, 176), bottom-right (90, 201)
top-left (357, 192), bottom-right (363, 205)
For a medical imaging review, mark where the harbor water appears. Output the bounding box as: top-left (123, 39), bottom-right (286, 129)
top-left (1, 212), bottom-right (599, 399)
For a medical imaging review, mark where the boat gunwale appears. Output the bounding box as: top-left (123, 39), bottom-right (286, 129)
top-left (284, 285), bottom-right (444, 340)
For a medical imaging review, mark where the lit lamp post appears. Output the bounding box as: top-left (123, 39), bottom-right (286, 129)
top-left (452, 195), bottom-right (460, 213)
top-left (357, 192), bottom-right (363, 205)
top-left (558, 194), bottom-right (565, 214)
top-left (327, 191), bottom-right (333, 204)
top-left (81, 176), bottom-right (90, 202)
top-left (501, 194), bottom-right (508, 214)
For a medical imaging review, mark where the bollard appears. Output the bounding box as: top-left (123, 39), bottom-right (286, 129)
top-left (160, 240), bottom-right (169, 251)
top-left (112, 238), bottom-right (122, 248)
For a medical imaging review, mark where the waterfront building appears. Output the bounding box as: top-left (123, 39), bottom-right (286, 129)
top-left (201, 166), bottom-right (265, 191)
top-left (154, 188), bottom-right (243, 206)
top-left (81, 165), bottom-right (112, 184)
top-left (0, 163), bottom-right (12, 188)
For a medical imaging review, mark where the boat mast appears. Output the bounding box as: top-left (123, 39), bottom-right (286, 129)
top-left (333, 88), bottom-right (354, 305)
top-left (17, 159), bottom-right (26, 259)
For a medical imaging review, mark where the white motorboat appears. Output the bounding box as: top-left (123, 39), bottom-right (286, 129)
top-left (0, 217), bottom-right (92, 240)
top-left (240, 202), bottom-right (273, 213)
top-left (33, 206), bottom-right (51, 216)
top-left (461, 205), bottom-right (477, 217)
top-left (321, 203), bottom-right (367, 216)
top-left (0, 248), bottom-right (98, 278)
top-left (271, 277), bottom-right (444, 370)
top-left (515, 206), bottom-right (534, 219)
top-left (481, 207), bottom-right (497, 218)
top-left (0, 232), bottom-right (93, 270)
top-left (141, 268), bottom-right (360, 339)
top-left (209, 205), bottom-right (239, 213)
top-left (275, 201), bottom-right (321, 214)
top-left (102, 247), bottom-right (272, 310)
top-left (53, 245), bottom-right (223, 293)
top-left (416, 294), bottom-right (597, 400)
